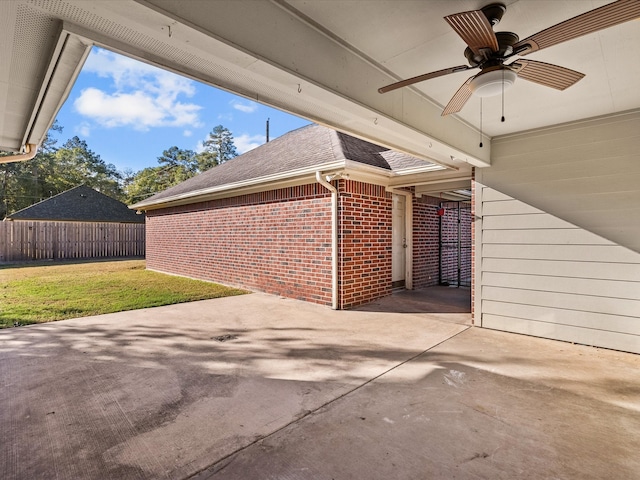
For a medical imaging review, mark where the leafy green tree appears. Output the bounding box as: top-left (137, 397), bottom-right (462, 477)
top-left (123, 166), bottom-right (166, 205)
top-left (157, 146), bottom-right (199, 181)
top-left (0, 161), bottom-right (31, 218)
top-left (46, 136), bottom-right (123, 200)
top-left (1, 122), bottom-right (62, 218)
top-left (0, 126), bottom-right (125, 217)
top-left (198, 125), bottom-right (238, 169)
top-left (124, 146), bottom-right (198, 204)
top-left (124, 127), bottom-right (239, 204)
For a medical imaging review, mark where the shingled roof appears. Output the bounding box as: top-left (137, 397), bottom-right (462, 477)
top-left (135, 124), bottom-right (436, 209)
top-left (6, 185), bottom-right (145, 223)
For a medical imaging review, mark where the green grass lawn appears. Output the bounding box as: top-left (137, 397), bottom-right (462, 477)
top-left (0, 259), bottom-right (248, 328)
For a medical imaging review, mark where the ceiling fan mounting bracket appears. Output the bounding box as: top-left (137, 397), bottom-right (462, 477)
top-left (481, 3), bottom-right (507, 26)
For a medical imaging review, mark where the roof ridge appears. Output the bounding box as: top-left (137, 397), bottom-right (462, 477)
top-left (327, 127), bottom-right (347, 163)
top-left (6, 184), bottom-right (87, 218)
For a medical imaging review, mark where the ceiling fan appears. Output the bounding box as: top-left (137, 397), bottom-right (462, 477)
top-left (378, 0), bottom-right (640, 116)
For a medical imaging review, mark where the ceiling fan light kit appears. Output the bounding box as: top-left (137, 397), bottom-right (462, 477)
top-left (378, 0), bottom-right (640, 117)
top-left (469, 67), bottom-right (517, 97)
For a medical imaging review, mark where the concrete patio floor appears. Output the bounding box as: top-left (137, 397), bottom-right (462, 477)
top-left (1, 290), bottom-right (639, 479)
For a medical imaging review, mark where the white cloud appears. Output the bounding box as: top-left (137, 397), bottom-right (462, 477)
top-left (83, 49), bottom-right (158, 87)
top-left (231, 100), bottom-right (258, 113)
top-left (75, 122), bottom-right (91, 137)
top-left (235, 133), bottom-right (266, 154)
top-left (74, 87), bottom-right (201, 130)
top-left (74, 48), bottom-right (202, 130)
top-left (183, 130), bottom-right (193, 137)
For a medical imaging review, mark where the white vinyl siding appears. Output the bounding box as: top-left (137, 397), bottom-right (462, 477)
top-left (479, 189), bottom-right (640, 353)
top-left (480, 111), bottom-right (640, 252)
top-left (475, 110), bottom-right (640, 353)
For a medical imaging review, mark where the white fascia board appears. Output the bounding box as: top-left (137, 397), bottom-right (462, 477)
top-left (342, 159), bottom-right (445, 177)
top-left (131, 160), bottom-right (347, 210)
top-left (134, 157), bottom-right (459, 211)
top-left (342, 159), bottom-right (394, 179)
top-left (23, 25), bottom-right (92, 147)
top-left (391, 164), bottom-right (448, 176)
top-left (415, 181), bottom-right (473, 199)
top-left (341, 159), bottom-right (446, 186)
top-left (388, 168), bottom-right (473, 189)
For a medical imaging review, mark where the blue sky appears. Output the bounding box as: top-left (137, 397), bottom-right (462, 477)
top-left (52, 47), bottom-right (311, 173)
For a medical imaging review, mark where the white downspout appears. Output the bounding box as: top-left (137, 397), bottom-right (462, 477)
top-left (386, 187), bottom-right (413, 290)
top-left (316, 171), bottom-right (338, 309)
top-left (0, 144), bottom-right (38, 164)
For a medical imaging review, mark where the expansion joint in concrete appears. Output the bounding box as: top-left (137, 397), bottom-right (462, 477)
top-left (189, 326), bottom-right (472, 479)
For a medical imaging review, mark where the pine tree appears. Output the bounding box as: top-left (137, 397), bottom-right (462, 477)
top-left (198, 125), bottom-right (238, 169)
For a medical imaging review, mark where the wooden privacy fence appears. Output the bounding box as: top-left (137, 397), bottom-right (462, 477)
top-left (0, 221), bottom-right (145, 262)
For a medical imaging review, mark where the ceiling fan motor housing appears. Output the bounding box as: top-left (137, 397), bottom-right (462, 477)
top-left (464, 31), bottom-right (520, 67)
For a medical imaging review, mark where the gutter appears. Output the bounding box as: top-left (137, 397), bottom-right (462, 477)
top-left (316, 171), bottom-right (339, 310)
top-left (132, 160), bottom-right (346, 210)
top-left (386, 187), bottom-right (413, 290)
top-left (0, 144), bottom-right (38, 164)
top-left (133, 158), bottom-right (447, 212)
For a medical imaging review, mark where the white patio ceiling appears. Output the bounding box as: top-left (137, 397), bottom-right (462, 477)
top-left (1, 0), bottom-right (639, 174)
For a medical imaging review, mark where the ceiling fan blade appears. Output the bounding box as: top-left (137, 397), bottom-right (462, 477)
top-left (509, 59), bottom-right (585, 90)
top-left (444, 9), bottom-right (499, 55)
top-left (442, 77), bottom-right (474, 116)
top-left (513, 0), bottom-right (640, 55)
top-left (378, 65), bottom-right (472, 94)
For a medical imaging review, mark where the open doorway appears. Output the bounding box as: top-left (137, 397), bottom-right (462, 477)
top-left (357, 194), bottom-right (472, 317)
top-left (439, 200), bottom-right (472, 288)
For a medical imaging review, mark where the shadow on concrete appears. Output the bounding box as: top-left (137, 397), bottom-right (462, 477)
top-left (1, 294), bottom-right (638, 480)
top-left (354, 285), bottom-right (471, 318)
top-left (200, 357), bottom-right (640, 480)
top-left (0, 297), bottom-right (467, 479)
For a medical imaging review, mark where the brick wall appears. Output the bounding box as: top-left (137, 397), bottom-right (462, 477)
top-left (338, 180), bottom-right (393, 309)
top-left (145, 179), bottom-right (472, 310)
top-left (413, 194), bottom-right (472, 289)
top-left (413, 195), bottom-right (441, 288)
top-left (145, 184), bottom-right (334, 305)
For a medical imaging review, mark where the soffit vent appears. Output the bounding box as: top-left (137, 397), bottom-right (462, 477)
top-left (26, 0), bottom-right (351, 125)
top-left (0, 3), bottom-right (62, 150)
top-left (12, 4), bottom-right (59, 80)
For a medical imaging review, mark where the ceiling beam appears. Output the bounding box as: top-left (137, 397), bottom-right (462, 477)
top-left (130, 0), bottom-right (489, 168)
top-left (5, 0), bottom-right (489, 167)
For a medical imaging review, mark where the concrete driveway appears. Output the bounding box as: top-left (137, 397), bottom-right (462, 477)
top-left (1, 291), bottom-right (639, 479)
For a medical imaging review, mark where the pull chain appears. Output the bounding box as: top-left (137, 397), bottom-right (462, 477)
top-left (479, 98), bottom-right (483, 148)
top-left (501, 68), bottom-right (506, 122)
